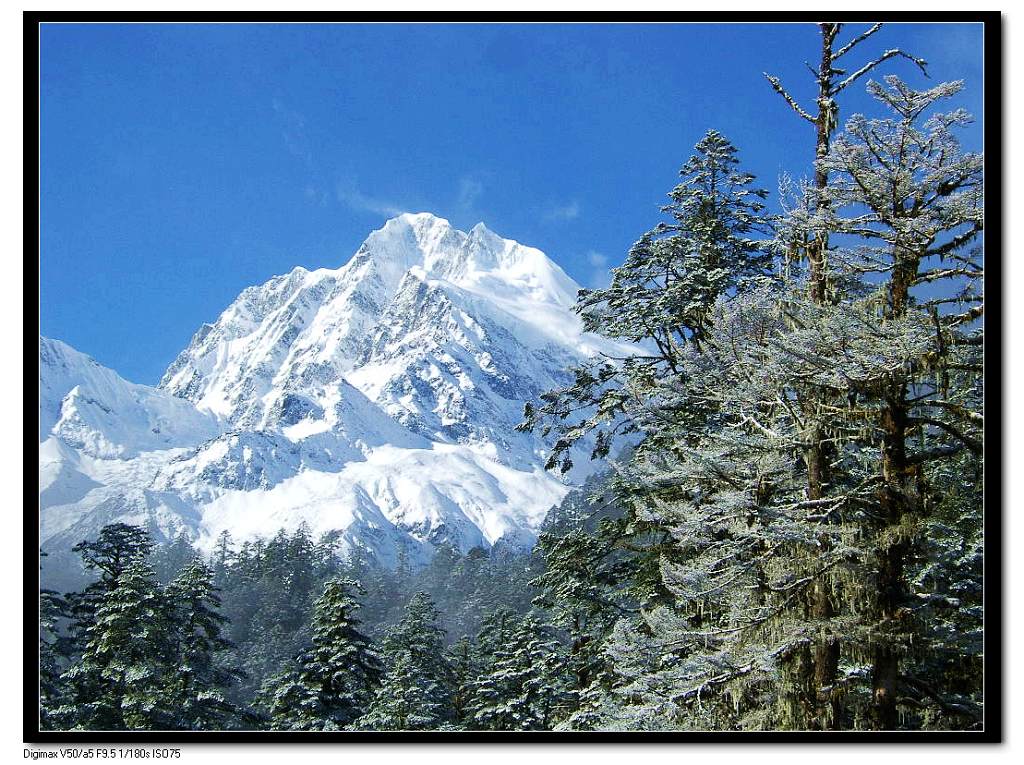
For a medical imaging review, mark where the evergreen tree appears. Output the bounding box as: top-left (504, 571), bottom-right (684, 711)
top-left (162, 559), bottom-right (244, 729)
top-left (595, 75), bottom-right (984, 732)
top-left (815, 75), bottom-right (984, 729)
top-left (470, 614), bottom-right (569, 731)
top-left (764, 22), bottom-right (927, 304)
top-left (257, 661), bottom-right (321, 730)
top-left (447, 635), bottom-right (479, 728)
top-left (260, 577), bottom-right (379, 730)
top-left (517, 132), bottom-right (774, 730)
top-left (473, 607), bottom-right (518, 668)
top-left (359, 651), bottom-right (449, 731)
top-left (764, 25), bottom-right (929, 724)
top-left (531, 516), bottom-right (633, 709)
top-left (58, 558), bottom-right (175, 730)
top-left (519, 129), bottom-right (770, 473)
top-left (578, 130), bottom-right (771, 356)
top-left (358, 592), bottom-right (453, 730)
top-left (211, 529), bottom-right (236, 586)
top-left (65, 524), bottom-right (156, 651)
top-left (229, 528), bottom-right (322, 702)
top-left (39, 585), bottom-right (69, 729)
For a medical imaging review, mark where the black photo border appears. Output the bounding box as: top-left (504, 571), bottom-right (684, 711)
top-left (24, 8), bottom-right (1004, 745)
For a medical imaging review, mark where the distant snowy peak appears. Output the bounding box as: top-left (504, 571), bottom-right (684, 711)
top-left (354, 212), bottom-right (579, 307)
top-left (39, 337), bottom-right (221, 458)
top-left (39, 214), bottom-right (625, 571)
top-left (158, 213), bottom-right (601, 431)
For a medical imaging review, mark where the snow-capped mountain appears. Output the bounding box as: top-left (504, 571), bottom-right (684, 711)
top-left (39, 213), bottom-right (625, 574)
top-left (39, 336), bottom-right (221, 459)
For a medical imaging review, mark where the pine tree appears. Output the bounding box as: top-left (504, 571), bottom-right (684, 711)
top-left (519, 129), bottom-right (770, 473)
top-left (260, 577), bottom-right (380, 730)
top-left (470, 614), bottom-right (568, 731)
top-left (814, 75), bottom-right (984, 729)
top-left (764, 25), bottom-right (929, 725)
top-left (39, 585), bottom-right (69, 729)
top-left (447, 636), bottom-right (479, 728)
top-left (530, 516), bottom-right (633, 710)
top-left (473, 607), bottom-right (518, 668)
top-left (51, 525), bottom-right (164, 730)
top-left (70, 523), bottom-right (156, 582)
top-left (162, 559), bottom-right (244, 729)
top-left (578, 130), bottom-right (771, 356)
top-left (233, 527), bottom-right (323, 703)
top-left (64, 524), bottom-right (156, 654)
top-left (599, 74), bottom-right (984, 732)
top-left (358, 592), bottom-right (454, 730)
top-left (518, 131), bottom-right (774, 730)
top-left (257, 661), bottom-right (320, 730)
top-left (764, 22), bottom-right (928, 304)
top-left (58, 558), bottom-right (175, 730)
top-left (358, 651), bottom-right (450, 731)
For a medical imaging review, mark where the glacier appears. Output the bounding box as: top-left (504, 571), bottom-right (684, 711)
top-left (39, 213), bottom-right (627, 574)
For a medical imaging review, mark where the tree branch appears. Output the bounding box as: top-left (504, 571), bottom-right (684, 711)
top-left (899, 674), bottom-right (983, 724)
top-left (907, 416), bottom-right (982, 455)
top-left (763, 73), bottom-right (816, 123)
top-left (833, 22), bottom-right (883, 61)
top-left (835, 49), bottom-right (929, 93)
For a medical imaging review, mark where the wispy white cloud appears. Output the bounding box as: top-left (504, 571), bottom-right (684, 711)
top-left (336, 173), bottom-right (491, 223)
top-left (457, 176), bottom-right (484, 212)
top-left (271, 98), bottom-right (313, 167)
top-left (586, 250), bottom-right (612, 289)
top-left (335, 178), bottom-right (408, 218)
top-left (303, 185), bottom-right (330, 207)
top-left (544, 200), bottom-right (581, 222)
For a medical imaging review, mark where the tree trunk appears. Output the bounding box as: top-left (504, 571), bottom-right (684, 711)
top-left (803, 419), bottom-right (841, 729)
top-left (871, 387), bottom-right (913, 729)
top-left (808, 22), bottom-right (838, 305)
top-left (792, 24), bottom-right (843, 729)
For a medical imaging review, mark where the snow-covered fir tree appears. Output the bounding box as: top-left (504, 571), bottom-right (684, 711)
top-left (57, 557), bottom-right (174, 730)
top-left (761, 24), bottom-right (930, 725)
top-left (63, 524), bottom-right (156, 658)
top-left (530, 514), bottom-right (634, 716)
top-left (446, 635), bottom-right (479, 728)
top-left (162, 559), bottom-right (244, 729)
top-left (39, 583), bottom-right (69, 730)
top-left (813, 75), bottom-right (984, 728)
top-left (470, 614), bottom-right (570, 731)
top-left (591, 75), bottom-right (984, 731)
top-left (260, 577), bottom-right (380, 730)
top-left (357, 591), bottom-right (454, 730)
top-left (519, 129), bottom-right (771, 473)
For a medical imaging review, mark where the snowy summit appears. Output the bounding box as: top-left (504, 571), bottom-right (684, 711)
top-left (39, 213), bottom-right (626, 575)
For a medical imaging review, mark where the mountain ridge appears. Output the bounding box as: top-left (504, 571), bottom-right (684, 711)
top-left (39, 213), bottom-right (621, 576)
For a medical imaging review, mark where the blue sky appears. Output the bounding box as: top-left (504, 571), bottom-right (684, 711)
top-left (39, 22), bottom-right (984, 385)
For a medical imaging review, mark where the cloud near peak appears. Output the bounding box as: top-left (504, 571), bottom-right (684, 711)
top-left (544, 201), bottom-right (581, 222)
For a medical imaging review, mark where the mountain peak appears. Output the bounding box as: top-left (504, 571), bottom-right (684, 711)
top-left (41, 214), bottom-right (631, 572)
top-left (378, 211), bottom-right (456, 242)
top-left (396, 211), bottom-right (451, 226)
top-left (359, 212), bottom-right (462, 275)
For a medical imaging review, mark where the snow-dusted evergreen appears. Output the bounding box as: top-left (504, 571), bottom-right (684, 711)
top-left (259, 578), bottom-right (379, 730)
top-left (469, 613), bottom-right (568, 730)
top-left (40, 214), bottom-right (629, 581)
top-left (357, 592), bottom-right (455, 730)
top-left (525, 75), bottom-right (984, 732)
